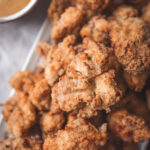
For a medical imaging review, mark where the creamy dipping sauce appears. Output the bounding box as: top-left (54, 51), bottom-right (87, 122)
top-left (0, 0), bottom-right (30, 17)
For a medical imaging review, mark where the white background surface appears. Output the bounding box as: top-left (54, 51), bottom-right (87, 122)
top-left (0, 0), bottom-right (51, 103)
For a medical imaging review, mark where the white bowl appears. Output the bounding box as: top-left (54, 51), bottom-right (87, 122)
top-left (0, 0), bottom-right (38, 23)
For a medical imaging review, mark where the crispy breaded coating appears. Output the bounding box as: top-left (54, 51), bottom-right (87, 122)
top-left (48, 0), bottom-right (109, 25)
top-left (95, 70), bottom-right (124, 111)
top-left (2, 92), bottom-right (36, 137)
top-left (45, 35), bottom-right (77, 86)
top-left (51, 70), bottom-right (94, 112)
top-left (40, 111), bottom-right (65, 135)
top-left (51, 7), bottom-right (83, 43)
top-left (82, 38), bottom-right (120, 74)
top-left (109, 16), bottom-right (150, 75)
top-left (9, 71), bottom-right (43, 94)
top-left (35, 41), bottom-right (51, 59)
top-left (2, 93), bottom-right (18, 122)
top-left (109, 5), bottom-right (138, 23)
top-left (142, 2), bottom-right (150, 24)
top-left (48, 0), bottom-right (70, 25)
top-left (29, 79), bottom-right (51, 111)
top-left (80, 16), bottom-right (110, 46)
top-left (108, 109), bottom-right (150, 142)
top-left (123, 71), bottom-right (150, 92)
top-left (0, 136), bottom-right (42, 150)
top-left (71, 0), bottom-right (109, 10)
top-left (51, 69), bottom-right (124, 117)
top-left (43, 115), bottom-right (107, 150)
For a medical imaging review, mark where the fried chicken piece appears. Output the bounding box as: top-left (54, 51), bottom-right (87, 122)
top-left (45, 35), bottom-right (77, 86)
top-left (48, 0), bottom-right (109, 25)
top-left (51, 7), bottom-right (83, 43)
top-left (51, 70), bottom-right (94, 112)
top-left (142, 2), bottom-right (150, 25)
top-left (2, 92), bottom-right (36, 137)
top-left (71, 0), bottom-right (109, 20)
top-left (35, 41), bottom-right (51, 59)
top-left (83, 38), bottom-right (120, 73)
top-left (29, 79), bottom-right (51, 111)
top-left (109, 5), bottom-right (138, 23)
top-left (109, 16), bottom-right (150, 75)
top-left (123, 71), bottom-right (150, 92)
top-left (9, 71), bottom-right (43, 94)
top-left (71, 0), bottom-right (109, 10)
top-left (0, 136), bottom-right (42, 150)
top-left (48, 0), bottom-right (70, 25)
top-left (80, 16), bottom-right (110, 46)
top-left (43, 115), bottom-right (107, 150)
top-left (52, 69), bottom-right (124, 117)
top-left (108, 109), bottom-right (150, 142)
top-left (39, 111), bottom-right (65, 138)
top-left (95, 70), bottom-right (124, 111)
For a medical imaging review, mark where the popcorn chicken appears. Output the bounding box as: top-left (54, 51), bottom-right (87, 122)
top-left (51, 70), bottom-right (94, 113)
top-left (39, 111), bottom-right (65, 137)
top-left (45, 35), bottom-right (77, 86)
top-left (82, 38), bottom-right (120, 73)
top-left (35, 41), bottom-right (51, 59)
top-left (71, 0), bottom-right (109, 11)
top-left (95, 70), bottom-right (124, 111)
top-left (2, 92), bottom-right (36, 137)
top-left (51, 7), bottom-right (83, 43)
top-left (29, 79), bottom-right (51, 111)
top-left (109, 5), bottom-right (138, 23)
top-left (142, 2), bottom-right (150, 25)
top-left (9, 71), bottom-right (43, 94)
top-left (0, 136), bottom-right (42, 150)
top-left (43, 115), bottom-right (107, 150)
top-left (48, 0), bottom-right (70, 25)
top-left (109, 16), bottom-right (150, 75)
top-left (80, 16), bottom-right (110, 46)
top-left (51, 69), bottom-right (124, 117)
top-left (108, 109), bottom-right (150, 142)
top-left (123, 71), bottom-right (150, 92)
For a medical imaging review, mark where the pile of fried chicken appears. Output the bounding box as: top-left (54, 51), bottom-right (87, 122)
top-left (1, 0), bottom-right (150, 149)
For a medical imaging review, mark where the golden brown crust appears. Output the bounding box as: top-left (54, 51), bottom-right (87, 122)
top-left (48, 0), bottom-right (70, 25)
top-left (29, 79), bottom-right (51, 111)
top-left (109, 16), bottom-right (150, 75)
top-left (80, 16), bottom-right (110, 46)
top-left (142, 2), bottom-right (150, 25)
top-left (35, 41), bottom-right (51, 59)
top-left (0, 136), bottom-right (42, 150)
top-left (51, 7), bottom-right (83, 43)
top-left (45, 35), bottom-right (77, 86)
top-left (2, 92), bottom-right (36, 137)
top-left (108, 109), bottom-right (150, 142)
top-left (43, 115), bottom-right (107, 150)
top-left (9, 71), bottom-right (43, 94)
top-left (40, 111), bottom-right (65, 135)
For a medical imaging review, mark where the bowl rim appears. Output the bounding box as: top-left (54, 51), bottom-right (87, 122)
top-left (0, 0), bottom-right (37, 23)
